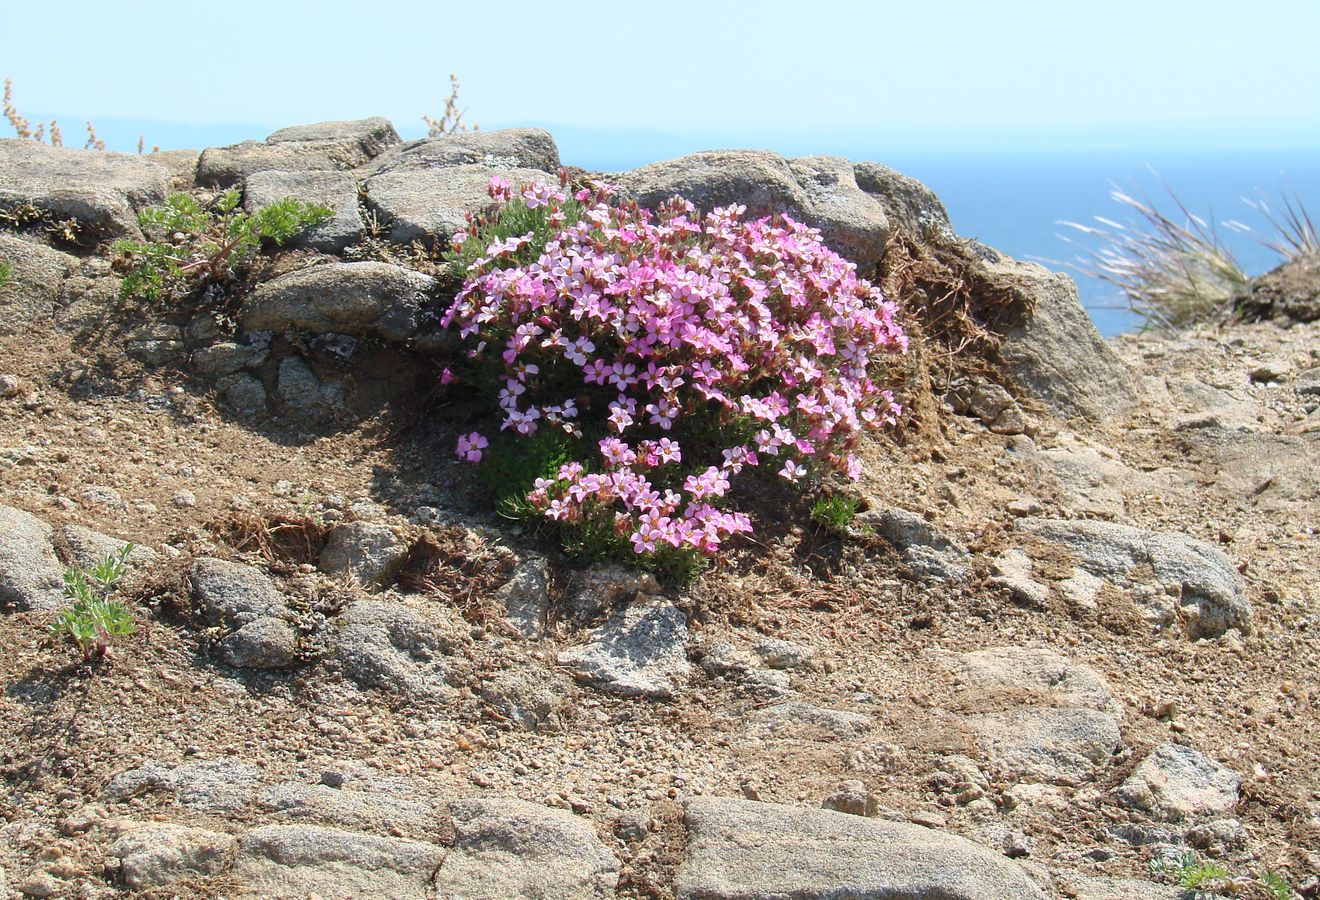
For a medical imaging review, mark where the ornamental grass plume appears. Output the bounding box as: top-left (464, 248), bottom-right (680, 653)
top-left (442, 173), bottom-right (907, 572)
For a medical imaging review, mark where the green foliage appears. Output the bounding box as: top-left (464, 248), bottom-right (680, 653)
top-left (1148, 849), bottom-right (1294, 899)
top-left (810, 495), bottom-right (859, 531)
top-left (443, 186), bottom-right (587, 277)
top-left (112, 191), bottom-right (333, 301)
top-left (50, 544), bottom-right (136, 662)
top-left (479, 430), bottom-right (581, 521)
top-left (0, 259), bottom-right (11, 287)
top-left (1263, 872), bottom-right (1298, 900)
top-left (1179, 862), bottom-right (1230, 891)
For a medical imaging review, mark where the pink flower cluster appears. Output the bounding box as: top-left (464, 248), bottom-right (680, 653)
top-left (528, 437), bottom-right (753, 554)
top-left (443, 176), bottom-right (907, 557)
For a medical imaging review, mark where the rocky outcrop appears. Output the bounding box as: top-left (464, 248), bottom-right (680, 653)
top-left (1117, 742), bottom-right (1241, 822)
top-left (243, 170), bottom-right (363, 251)
top-left (928, 647), bottom-right (1124, 786)
top-left (558, 597), bottom-right (690, 698)
top-left (0, 139), bottom-right (170, 239)
top-left (331, 599), bottom-right (465, 701)
top-left (111, 824), bottom-right (236, 889)
top-left (0, 234), bottom-right (77, 335)
top-left (365, 163), bottom-right (552, 246)
top-left (976, 249), bottom-right (1140, 420)
top-left (438, 798), bottom-right (618, 899)
top-left (362, 127), bottom-right (560, 177)
top-left (234, 825), bottom-right (441, 900)
top-left (674, 797), bottom-right (1048, 899)
top-left (0, 504), bottom-right (65, 610)
top-left (197, 117), bottom-right (400, 187)
top-left (239, 261), bottom-right (434, 343)
top-left (613, 150), bottom-right (890, 271)
top-left (853, 161), bottom-right (953, 240)
top-left (1242, 252), bottom-right (1320, 322)
top-left (1017, 517), bottom-right (1253, 638)
top-left (191, 558), bottom-right (300, 669)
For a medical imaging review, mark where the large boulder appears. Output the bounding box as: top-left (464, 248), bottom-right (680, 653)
top-left (1018, 518), bottom-right (1252, 638)
top-left (197, 117), bottom-right (399, 187)
top-left (364, 163), bottom-right (551, 246)
top-left (242, 170), bottom-right (363, 252)
top-left (239, 261), bottom-right (434, 342)
top-left (436, 798), bottom-right (619, 899)
top-left (362, 128), bottom-right (560, 177)
top-left (674, 797), bottom-right (1047, 899)
top-left (0, 139), bottom-right (171, 240)
top-left (0, 233), bottom-right (77, 335)
top-left (975, 248), bottom-right (1139, 420)
top-left (612, 150), bottom-right (889, 271)
top-left (0, 505), bottom-right (65, 611)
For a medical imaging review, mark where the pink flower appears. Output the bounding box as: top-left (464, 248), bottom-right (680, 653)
top-left (439, 178), bottom-right (908, 560)
top-left (844, 455), bottom-right (863, 481)
top-left (455, 432), bottom-right (488, 464)
top-left (779, 460), bottom-right (806, 483)
top-left (440, 367), bottom-right (456, 385)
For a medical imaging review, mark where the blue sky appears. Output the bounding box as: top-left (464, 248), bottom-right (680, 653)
top-left (5, 0), bottom-right (1320, 155)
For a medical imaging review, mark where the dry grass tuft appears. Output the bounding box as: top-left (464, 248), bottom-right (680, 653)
top-left (398, 527), bottom-right (517, 629)
top-left (207, 511), bottom-right (329, 568)
top-left (423, 74), bottom-right (478, 137)
top-left (1055, 182), bottom-right (1249, 331)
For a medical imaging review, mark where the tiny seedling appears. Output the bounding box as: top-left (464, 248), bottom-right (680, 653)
top-left (50, 544), bottom-right (136, 662)
top-left (113, 191), bottom-right (333, 301)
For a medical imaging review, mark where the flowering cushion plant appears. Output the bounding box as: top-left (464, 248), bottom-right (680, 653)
top-left (441, 172), bottom-right (907, 572)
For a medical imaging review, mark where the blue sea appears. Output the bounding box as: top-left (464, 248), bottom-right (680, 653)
top-left (882, 150), bottom-right (1320, 336)
top-left (65, 118), bottom-right (1320, 337)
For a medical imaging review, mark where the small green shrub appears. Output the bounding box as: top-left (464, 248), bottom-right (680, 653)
top-left (0, 259), bottom-right (11, 287)
top-left (1179, 861), bottom-right (1230, 891)
top-left (112, 191), bottom-right (333, 301)
top-left (50, 544), bottom-right (136, 661)
top-left (1262, 872), bottom-right (1298, 900)
top-left (810, 495), bottom-right (859, 531)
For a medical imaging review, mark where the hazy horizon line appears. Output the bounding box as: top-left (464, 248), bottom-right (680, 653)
top-left (13, 112), bottom-right (1320, 162)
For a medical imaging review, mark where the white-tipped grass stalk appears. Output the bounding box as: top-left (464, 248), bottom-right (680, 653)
top-left (1241, 190), bottom-right (1318, 261)
top-left (1055, 180), bottom-right (1248, 331)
